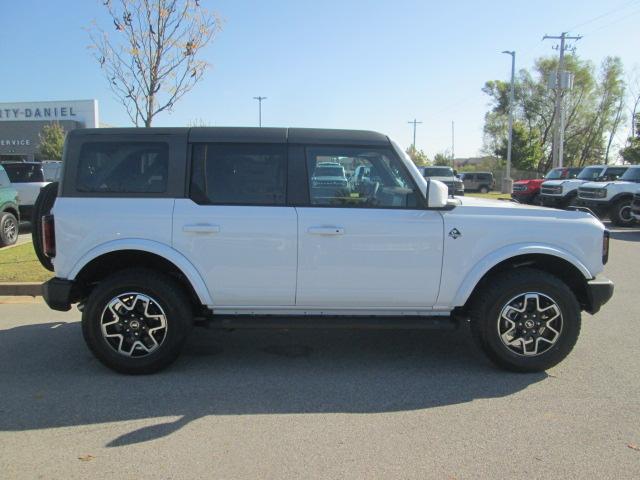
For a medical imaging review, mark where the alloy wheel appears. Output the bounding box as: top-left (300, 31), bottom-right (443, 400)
top-left (100, 293), bottom-right (168, 357)
top-left (497, 292), bottom-right (563, 356)
top-left (3, 216), bottom-right (17, 243)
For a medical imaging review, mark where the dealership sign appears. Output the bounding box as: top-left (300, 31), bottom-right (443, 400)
top-left (0, 100), bottom-right (99, 128)
top-left (0, 139), bottom-right (31, 146)
top-left (0, 107), bottom-right (77, 120)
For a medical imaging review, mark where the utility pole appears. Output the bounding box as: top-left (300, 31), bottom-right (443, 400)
top-left (502, 50), bottom-right (515, 194)
top-left (543, 32), bottom-right (581, 168)
top-left (253, 96), bottom-right (267, 127)
top-left (451, 121), bottom-right (455, 169)
top-left (407, 119), bottom-right (422, 149)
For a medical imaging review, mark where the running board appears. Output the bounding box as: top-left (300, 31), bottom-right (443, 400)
top-left (196, 315), bottom-right (459, 330)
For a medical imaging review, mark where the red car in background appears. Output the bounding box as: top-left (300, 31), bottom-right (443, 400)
top-left (511, 167), bottom-right (583, 204)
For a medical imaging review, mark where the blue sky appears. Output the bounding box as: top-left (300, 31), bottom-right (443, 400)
top-left (1, 0), bottom-right (639, 157)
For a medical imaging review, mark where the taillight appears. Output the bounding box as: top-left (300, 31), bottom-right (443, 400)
top-left (42, 214), bottom-right (56, 258)
top-left (602, 230), bottom-right (610, 265)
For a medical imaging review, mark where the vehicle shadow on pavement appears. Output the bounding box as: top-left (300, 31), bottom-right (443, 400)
top-left (0, 321), bottom-right (546, 447)
top-left (609, 229), bottom-right (640, 243)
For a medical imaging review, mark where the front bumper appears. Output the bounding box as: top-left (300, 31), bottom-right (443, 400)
top-left (585, 276), bottom-right (614, 314)
top-left (42, 277), bottom-right (76, 312)
top-left (511, 191), bottom-right (535, 203)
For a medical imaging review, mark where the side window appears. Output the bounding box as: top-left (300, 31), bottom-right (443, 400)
top-left (190, 143), bottom-right (286, 205)
top-left (0, 167), bottom-right (9, 187)
top-left (305, 147), bottom-right (419, 208)
top-left (76, 142), bottom-right (168, 194)
top-left (606, 167), bottom-right (626, 180)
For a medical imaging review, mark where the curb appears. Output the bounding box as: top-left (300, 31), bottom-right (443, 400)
top-left (0, 282), bottom-right (42, 296)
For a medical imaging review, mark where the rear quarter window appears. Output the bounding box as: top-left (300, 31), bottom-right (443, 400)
top-left (76, 142), bottom-right (169, 194)
top-left (4, 164), bottom-right (45, 183)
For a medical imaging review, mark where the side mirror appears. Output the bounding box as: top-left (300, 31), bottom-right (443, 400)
top-left (425, 179), bottom-right (449, 208)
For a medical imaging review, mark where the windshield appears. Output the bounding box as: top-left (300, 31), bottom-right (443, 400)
top-left (545, 168), bottom-right (564, 179)
top-left (313, 166), bottom-right (344, 178)
top-left (3, 163), bottom-right (45, 183)
top-left (620, 168), bottom-right (640, 182)
top-left (422, 167), bottom-right (454, 178)
top-left (577, 166), bottom-right (604, 180)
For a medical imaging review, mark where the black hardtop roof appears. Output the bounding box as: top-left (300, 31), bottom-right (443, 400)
top-left (68, 127), bottom-right (390, 146)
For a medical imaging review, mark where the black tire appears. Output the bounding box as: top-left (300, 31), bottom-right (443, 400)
top-left (531, 193), bottom-right (541, 206)
top-left (32, 182), bottom-right (58, 272)
top-left (479, 185), bottom-right (489, 194)
top-left (610, 198), bottom-right (635, 227)
top-left (0, 212), bottom-right (19, 247)
top-left (82, 269), bottom-right (194, 374)
top-left (469, 268), bottom-right (581, 372)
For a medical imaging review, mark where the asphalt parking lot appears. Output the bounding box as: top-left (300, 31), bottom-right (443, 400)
top-left (0, 223), bottom-right (639, 479)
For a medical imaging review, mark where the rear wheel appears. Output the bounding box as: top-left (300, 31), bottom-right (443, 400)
top-left (82, 269), bottom-right (194, 374)
top-left (610, 198), bottom-right (635, 227)
top-left (479, 185), bottom-right (489, 194)
top-left (0, 212), bottom-right (18, 247)
top-left (469, 268), bottom-right (581, 372)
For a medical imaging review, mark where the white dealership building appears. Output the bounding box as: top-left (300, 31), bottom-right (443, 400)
top-left (0, 99), bottom-right (99, 162)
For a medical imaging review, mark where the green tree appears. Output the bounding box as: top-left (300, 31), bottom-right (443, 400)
top-left (405, 145), bottom-right (429, 166)
top-left (621, 113), bottom-right (640, 164)
top-left (494, 122), bottom-right (543, 171)
top-left (37, 123), bottom-right (65, 160)
top-left (482, 55), bottom-right (626, 172)
top-left (433, 152), bottom-right (451, 166)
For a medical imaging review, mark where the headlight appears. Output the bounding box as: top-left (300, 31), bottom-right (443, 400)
top-left (596, 189), bottom-right (607, 198)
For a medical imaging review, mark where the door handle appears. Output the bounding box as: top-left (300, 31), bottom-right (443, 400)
top-left (182, 224), bottom-right (221, 234)
top-left (307, 226), bottom-right (345, 236)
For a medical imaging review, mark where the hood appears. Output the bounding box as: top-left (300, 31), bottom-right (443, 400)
top-left (455, 195), bottom-right (595, 219)
top-left (581, 180), bottom-right (639, 189)
top-left (514, 178), bottom-right (544, 185)
top-left (542, 178), bottom-right (586, 187)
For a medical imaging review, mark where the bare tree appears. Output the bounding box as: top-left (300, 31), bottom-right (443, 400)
top-left (90, 0), bottom-right (221, 127)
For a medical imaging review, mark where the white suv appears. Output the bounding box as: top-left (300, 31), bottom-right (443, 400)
top-left (37, 128), bottom-right (613, 374)
top-left (577, 165), bottom-right (640, 227)
top-left (540, 165), bottom-right (628, 209)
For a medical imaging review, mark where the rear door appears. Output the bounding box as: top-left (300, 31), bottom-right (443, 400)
top-left (294, 145), bottom-right (444, 309)
top-left (172, 142), bottom-right (297, 307)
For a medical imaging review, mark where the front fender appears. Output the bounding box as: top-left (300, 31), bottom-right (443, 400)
top-left (450, 243), bottom-right (592, 307)
top-left (67, 238), bottom-right (214, 306)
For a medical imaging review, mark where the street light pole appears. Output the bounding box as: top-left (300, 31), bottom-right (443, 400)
top-left (253, 96), bottom-right (267, 127)
top-left (502, 50), bottom-right (515, 194)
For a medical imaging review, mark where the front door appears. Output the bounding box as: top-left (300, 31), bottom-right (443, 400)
top-left (173, 143), bottom-right (297, 307)
top-left (295, 146), bottom-right (444, 309)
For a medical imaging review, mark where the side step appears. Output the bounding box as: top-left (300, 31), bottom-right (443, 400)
top-left (196, 315), bottom-right (459, 330)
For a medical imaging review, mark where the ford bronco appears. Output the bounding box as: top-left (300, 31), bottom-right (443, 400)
top-left (37, 128), bottom-right (613, 374)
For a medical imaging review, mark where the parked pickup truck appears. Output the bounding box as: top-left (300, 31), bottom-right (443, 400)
top-left (577, 165), bottom-right (640, 227)
top-left (540, 164), bottom-right (628, 209)
top-left (1, 162), bottom-right (50, 221)
top-left (419, 166), bottom-right (464, 195)
top-left (512, 167), bottom-right (582, 205)
top-left (36, 127), bottom-right (613, 374)
top-left (0, 164), bottom-right (20, 246)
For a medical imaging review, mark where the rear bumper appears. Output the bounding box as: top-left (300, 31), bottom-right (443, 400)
top-left (585, 276), bottom-right (614, 314)
top-left (42, 277), bottom-right (75, 312)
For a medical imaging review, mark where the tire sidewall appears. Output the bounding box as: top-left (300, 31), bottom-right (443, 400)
top-left (611, 199), bottom-right (634, 227)
top-left (82, 272), bottom-right (191, 374)
top-left (476, 274), bottom-right (580, 372)
top-left (0, 212), bottom-right (18, 246)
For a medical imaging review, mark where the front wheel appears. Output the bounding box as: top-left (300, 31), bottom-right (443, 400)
top-left (82, 269), bottom-right (194, 374)
top-left (610, 198), bottom-right (635, 227)
top-left (469, 268), bottom-right (581, 372)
